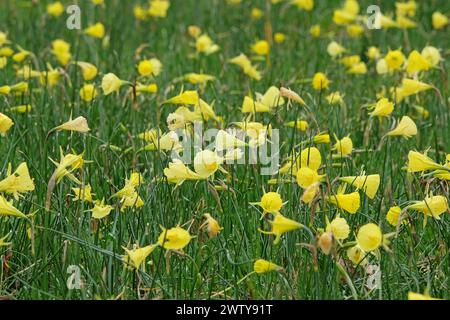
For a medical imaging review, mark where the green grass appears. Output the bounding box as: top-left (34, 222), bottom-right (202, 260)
top-left (0, 0), bottom-right (449, 300)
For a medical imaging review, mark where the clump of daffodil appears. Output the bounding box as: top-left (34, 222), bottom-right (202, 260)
top-left (229, 53), bottom-right (262, 81)
top-left (253, 259), bottom-right (282, 274)
top-left (259, 213), bottom-right (303, 244)
top-left (122, 244), bottom-right (157, 270)
top-left (312, 72), bottom-right (329, 90)
top-left (158, 225), bottom-right (192, 251)
top-left (251, 191), bottom-right (284, 218)
top-left (201, 213), bottom-right (223, 238)
top-left (339, 174), bottom-right (380, 199)
top-left (0, 162), bottom-right (35, 199)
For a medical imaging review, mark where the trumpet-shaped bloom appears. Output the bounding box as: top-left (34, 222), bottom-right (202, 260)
top-left (251, 40), bottom-right (270, 56)
top-left (259, 214), bottom-right (303, 244)
top-left (339, 174), bottom-right (380, 199)
top-left (241, 86), bottom-right (285, 113)
top-left (296, 167), bottom-right (324, 189)
top-left (196, 34), bottom-right (219, 55)
top-left (148, 0), bottom-right (170, 18)
top-left (102, 73), bottom-right (128, 95)
top-left (80, 84), bottom-right (98, 102)
top-left (386, 206), bottom-right (402, 227)
top-left (137, 58), bottom-right (162, 77)
top-left (384, 49), bottom-right (405, 71)
top-left (326, 215), bottom-right (350, 241)
top-left (0, 162), bottom-right (35, 198)
top-left (421, 46), bottom-right (442, 67)
top-left (406, 50), bottom-right (430, 74)
top-left (357, 223), bottom-right (382, 252)
top-left (184, 73), bottom-right (215, 85)
top-left (407, 150), bottom-right (444, 173)
top-left (394, 78), bottom-right (432, 103)
top-left (327, 191), bottom-right (360, 214)
top-left (202, 213), bottom-right (223, 238)
top-left (194, 150), bottom-right (223, 178)
top-left (164, 159), bottom-right (201, 185)
top-left (327, 41), bottom-right (346, 57)
top-left (158, 226), bottom-right (192, 250)
top-left (51, 39), bottom-right (71, 65)
top-left (76, 62), bottom-right (98, 81)
top-left (54, 116), bottom-right (90, 133)
top-left (332, 136), bottom-right (353, 157)
top-left (72, 184), bottom-right (93, 203)
top-left (51, 150), bottom-right (84, 184)
top-left (229, 54), bottom-right (262, 81)
top-left (312, 72), bottom-right (329, 90)
top-left (47, 2), bottom-right (64, 17)
top-left (0, 196), bottom-right (27, 218)
top-left (122, 244), bottom-right (157, 269)
top-left (0, 113), bottom-right (14, 134)
top-left (215, 130), bottom-right (246, 151)
top-left (386, 116), bottom-right (417, 138)
top-left (432, 11), bottom-right (449, 30)
top-left (91, 199), bottom-right (113, 219)
top-left (253, 259), bottom-right (282, 274)
top-left (165, 90), bottom-right (199, 105)
top-left (369, 98), bottom-right (394, 117)
top-left (408, 291), bottom-right (441, 300)
top-left (347, 245), bottom-right (367, 265)
top-left (408, 195), bottom-right (448, 219)
top-left (84, 23), bottom-right (105, 38)
top-left (253, 191), bottom-right (283, 216)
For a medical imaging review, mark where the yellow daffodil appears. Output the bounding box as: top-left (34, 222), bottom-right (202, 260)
top-left (137, 58), bottom-right (162, 77)
top-left (369, 98), bottom-right (394, 117)
top-left (339, 174), bottom-right (380, 199)
top-left (53, 116), bottom-right (90, 133)
top-left (406, 50), bottom-right (430, 74)
top-left (407, 195), bottom-right (448, 219)
top-left (148, 0), bottom-right (170, 18)
top-left (101, 73), bottom-right (129, 95)
top-left (327, 41), bottom-right (346, 57)
top-left (386, 206), bottom-right (403, 227)
top-left (72, 184), bottom-right (93, 203)
top-left (332, 135), bottom-right (353, 157)
top-left (91, 199), bottom-right (113, 219)
top-left (158, 226), bottom-right (192, 250)
top-left (76, 62), bottom-right (98, 81)
top-left (229, 54), bottom-right (262, 81)
top-left (259, 213), bottom-right (303, 244)
top-left (84, 23), bottom-right (105, 39)
top-left (326, 215), bottom-right (350, 240)
top-left (406, 150), bottom-right (445, 173)
top-left (296, 167), bottom-right (324, 189)
top-left (196, 34), bottom-right (219, 55)
top-left (0, 196), bottom-right (27, 218)
top-left (386, 116), bottom-right (417, 138)
top-left (432, 11), bottom-right (449, 30)
top-left (122, 244), bottom-right (157, 269)
top-left (384, 49), bottom-right (405, 71)
top-left (80, 84), bottom-right (98, 102)
top-left (163, 159), bottom-right (201, 185)
top-left (202, 213), bottom-right (223, 238)
top-left (251, 40), bottom-right (270, 56)
top-left (357, 223), bottom-right (382, 252)
top-left (0, 113), bottom-right (14, 134)
top-left (327, 191), bottom-right (360, 214)
top-left (47, 1), bottom-right (64, 17)
top-left (312, 72), bottom-right (329, 90)
top-left (253, 259), bottom-right (282, 274)
top-left (0, 162), bottom-right (35, 199)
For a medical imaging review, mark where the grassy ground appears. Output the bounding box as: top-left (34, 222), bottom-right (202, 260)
top-left (0, 0), bottom-right (449, 300)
